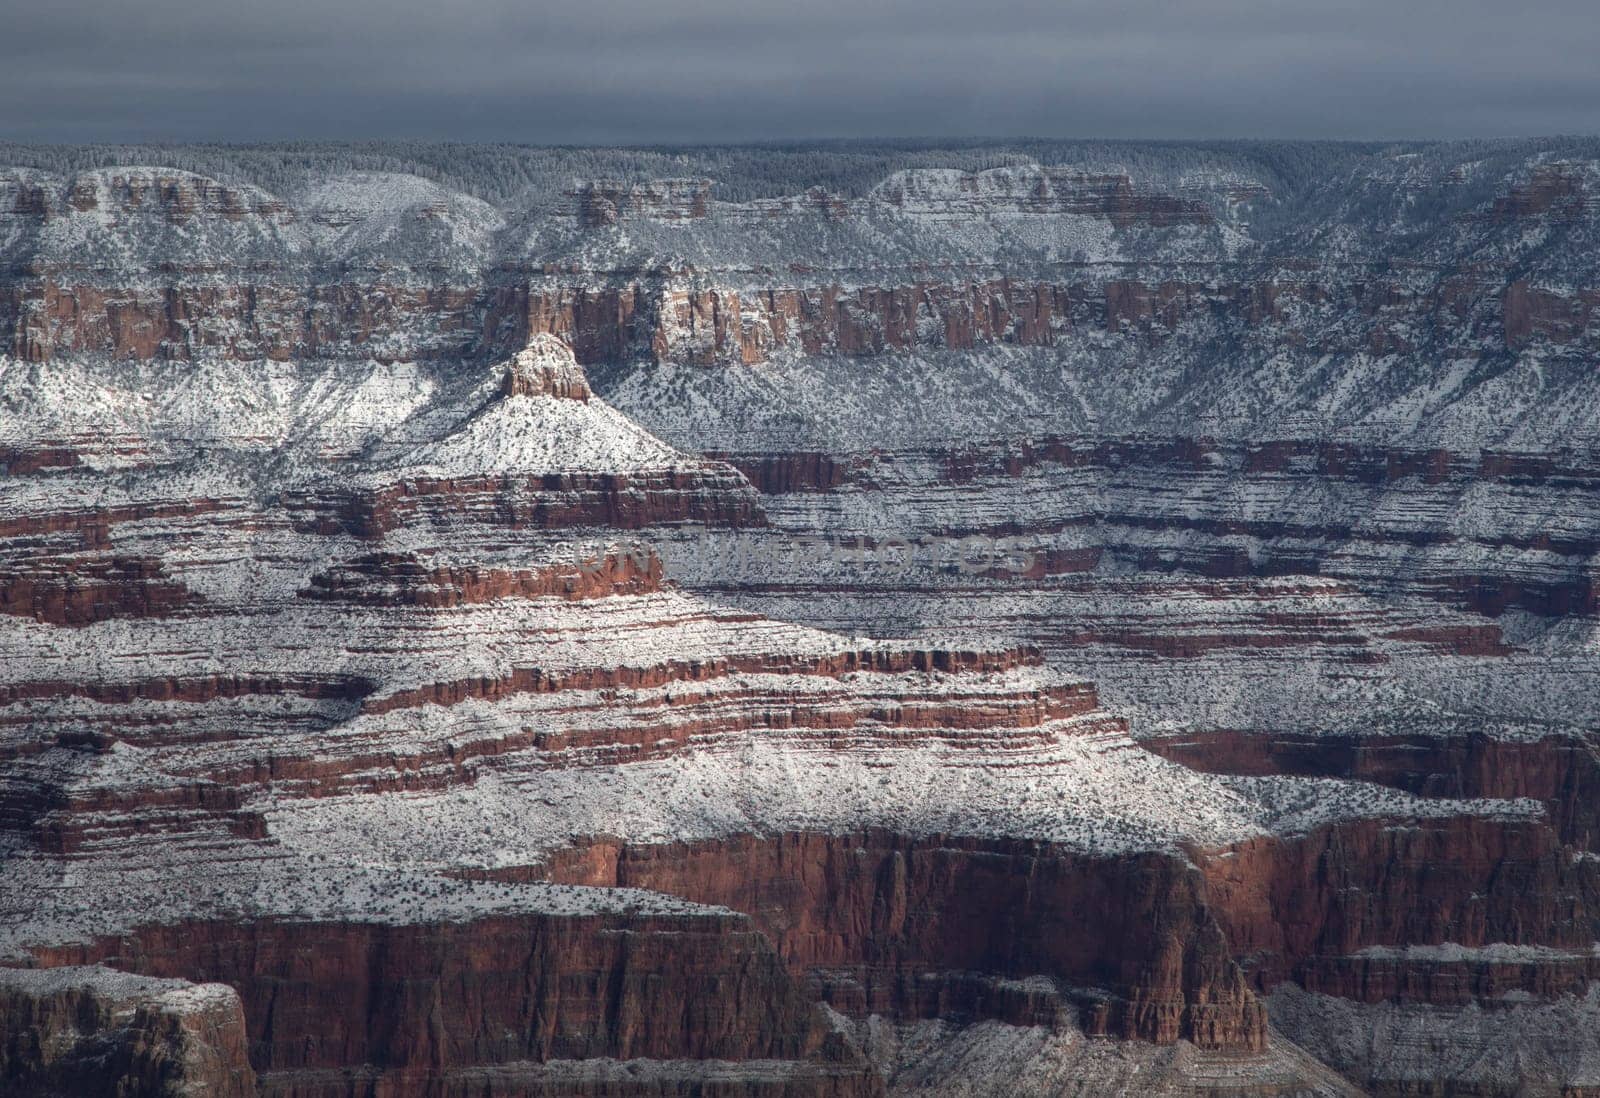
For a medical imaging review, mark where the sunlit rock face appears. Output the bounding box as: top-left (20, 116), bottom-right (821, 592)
top-left (3, 140), bottom-right (1600, 1096)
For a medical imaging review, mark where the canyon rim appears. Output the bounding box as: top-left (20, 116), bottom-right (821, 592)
top-left (0, 137), bottom-right (1599, 1096)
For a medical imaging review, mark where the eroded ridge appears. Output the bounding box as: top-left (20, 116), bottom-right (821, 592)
top-left (5, 143), bottom-right (1600, 1096)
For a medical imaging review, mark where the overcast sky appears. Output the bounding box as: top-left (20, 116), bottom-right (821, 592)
top-left (4, 0), bottom-right (1597, 144)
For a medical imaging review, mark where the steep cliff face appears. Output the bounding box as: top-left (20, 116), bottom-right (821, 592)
top-left (28, 912), bottom-right (873, 1098)
top-left (5, 140), bottom-right (1600, 1097)
top-left (4, 152), bottom-right (1595, 381)
top-left (541, 831), bottom-right (1265, 1051)
top-left (0, 966), bottom-right (255, 1098)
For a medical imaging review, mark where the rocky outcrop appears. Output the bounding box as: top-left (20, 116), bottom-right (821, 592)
top-left (301, 547), bottom-right (665, 607)
top-left (0, 553), bottom-right (196, 625)
top-left (502, 333), bottom-right (594, 399)
top-left (711, 453), bottom-right (851, 494)
top-left (1503, 278), bottom-right (1600, 349)
top-left (0, 965), bottom-right (255, 1098)
top-left (575, 179), bottom-right (713, 226)
top-left (1481, 162), bottom-right (1598, 223)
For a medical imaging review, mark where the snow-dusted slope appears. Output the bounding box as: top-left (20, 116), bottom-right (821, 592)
top-left (4, 141), bottom-right (1600, 1098)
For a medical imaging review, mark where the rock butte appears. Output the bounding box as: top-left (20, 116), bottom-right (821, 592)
top-left (2, 141), bottom-right (1600, 1096)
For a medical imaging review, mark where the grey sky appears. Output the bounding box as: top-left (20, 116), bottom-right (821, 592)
top-left (4, 0), bottom-right (1597, 143)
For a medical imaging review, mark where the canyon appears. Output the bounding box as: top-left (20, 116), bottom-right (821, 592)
top-left (1, 139), bottom-right (1599, 1096)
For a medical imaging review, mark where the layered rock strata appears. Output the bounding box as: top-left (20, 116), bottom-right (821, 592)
top-left (5, 141), bottom-right (1600, 1095)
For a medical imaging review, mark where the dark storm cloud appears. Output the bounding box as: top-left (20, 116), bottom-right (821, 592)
top-left (4, 0), bottom-right (1598, 142)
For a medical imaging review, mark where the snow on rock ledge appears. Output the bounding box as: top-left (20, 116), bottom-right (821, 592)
top-left (0, 964), bottom-right (255, 1098)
